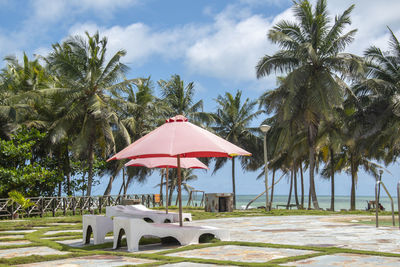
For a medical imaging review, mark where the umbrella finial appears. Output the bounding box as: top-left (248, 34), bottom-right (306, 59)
top-left (166, 115), bottom-right (188, 123)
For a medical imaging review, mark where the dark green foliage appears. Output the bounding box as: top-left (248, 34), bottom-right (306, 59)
top-left (0, 127), bottom-right (62, 197)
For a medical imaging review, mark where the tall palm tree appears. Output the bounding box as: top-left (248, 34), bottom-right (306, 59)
top-left (105, 78), bottom-right (169, 195)
top-left (356, 28), bottom-right (400, 163)
top-left (317, 112), bottom-right (344, 211)
top-left (45, 32), bottom-right (133, 196)
top-left (158, 74), bottom-right (212, 125)
top-left (212, 90), bottom-right (262, 209)
top-left (256, 0), bottom-right (362, 209)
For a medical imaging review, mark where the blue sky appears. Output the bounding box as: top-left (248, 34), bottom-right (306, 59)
top-left (1, 0), bottom-right (400, 198)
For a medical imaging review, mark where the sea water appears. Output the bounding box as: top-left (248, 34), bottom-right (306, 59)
top-left (169, 194), bottom-right (397, 211)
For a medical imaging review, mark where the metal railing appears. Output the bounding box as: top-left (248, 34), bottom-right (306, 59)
top-left (375, 181), bottom-right (395, 228)
top-left (0, 194), bottom-right (157, 219)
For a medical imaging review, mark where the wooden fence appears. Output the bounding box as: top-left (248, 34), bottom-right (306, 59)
top-left (0, 194), bottom-right (157, 219)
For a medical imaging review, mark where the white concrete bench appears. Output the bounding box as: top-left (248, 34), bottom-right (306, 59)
top-left (82, 215), bottom-right (113, 245)
top-left (113, 217), bottom-right (230, 252)
top-left (106, 205), bottom-right (192, 223)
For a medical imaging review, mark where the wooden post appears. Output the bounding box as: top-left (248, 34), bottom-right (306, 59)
top-left (89, 197), bottom-right (93, 214)
top-left (40, 198), bottom-right (44, 218)
top-left (63, 197), bottom-right (67, 216)
top-left (72, 197), bottom-right (76, 216)
top-left (52, 198), bottom-right (56, 217)
top-left (99, 197), bottom-right (102, 214)
top-left (11, 201), bottom-right (14, 220)
top-left (80, 198), bottom-right (83, 215)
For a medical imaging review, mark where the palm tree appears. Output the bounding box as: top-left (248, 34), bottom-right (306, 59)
top-left (158, 74), bottom-right (212, 125)
top-left (105, 78), bottom-right (169, 195)
top-left (256, 0), bottom-right (362, 209)
top-left (0, 53), bottom-right (54, 138)
top-left (212, 90), bottom-right (262, 209)
top-left (356, 28), bottom-right (400, 162)
top-left (317, 113), bottom-right (344, 211)
top-left (45, 32), bottom-right (133, 196)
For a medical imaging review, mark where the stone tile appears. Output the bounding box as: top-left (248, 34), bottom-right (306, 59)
top-left (0, 235), bottom-right (24, 239)
top-left (0, 246), bottom-right (69, 259)
top-left (44, 229), bottom-right (81, 235)
top-left (16, 254), bottom-right (157, 266)
top-left (0, 240), bottom-right (31, 246)
top-left (56, 237), bottom-right (113, 247)
top-left (2, 230), bottom-right (36, 234)
top-left (167, 245), bottom-right (315, 263)
top-left (281, 253), bottom-right (400, 266)
top-left (160, 263), bottom-right (234, 267)
top-left (47, 223), bottom-right (77, 226)
top-left (187, 216), bottom-right (400, 254)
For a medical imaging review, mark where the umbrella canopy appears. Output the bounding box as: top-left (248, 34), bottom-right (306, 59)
top-left (108, 115), bottom-right (251, 226)
top-left (125, 157), bottom-right (208, 169)
top-left (108, 115), bottom-right (251, 160)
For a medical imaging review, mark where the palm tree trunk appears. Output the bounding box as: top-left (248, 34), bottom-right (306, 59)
top-left (300, 163), bottom-right (304, 209)
top-left (58, 149), bottom-right (62, 197)
top-left (86, 140), bottom-right (94, 196)
top-left (123, 172), bottom-right (129, 196)
top-left (65, 145), bottom-right (71, 196)
top-left (309, 145), bottom-right (319, 209)
top-left (286, 170), bottom-right (293, 209)
top-left (350, 153), bottom-right (357, 211)
top-left (104, 175), bottom-right (115, 196)
top-left (308, 184), bottom-right (311, 209)
top-left (232, 157), bottom-right (236, 210)
top-left (270, 169), bottom-right (276, 205)
top-left (330, 148), bottom-right (335, 211)
top-left (168, 181), bottom-right (175, 206)
top-left (294, 164), bottom-right (300, 208)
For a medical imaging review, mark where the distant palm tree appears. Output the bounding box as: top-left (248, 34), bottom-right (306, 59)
top-left (256, 0), bottom-right (362, 209)
top-left (107, 78), bottom-right (169, 195)
top-left (45, 32), bottom-right (133, 196)
top-left (317, 115), bottom-right (344, 211)
top-left (158, 74), bottom-right (213, 125)
top-left (0, 53), bottom-right (54, 138)
top-left (213, 90), bottom-right (262, 209)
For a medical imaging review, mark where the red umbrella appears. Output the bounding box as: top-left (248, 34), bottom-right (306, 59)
top-left (125, 157), bottom-right (208, 169)
top-left (109, 115), bottom-right (251, 226)
top-left (125, 157), bottom-right (208, 214)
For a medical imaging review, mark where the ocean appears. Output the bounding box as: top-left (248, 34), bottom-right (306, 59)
top-left (168, 194), bottom-right (398, 211)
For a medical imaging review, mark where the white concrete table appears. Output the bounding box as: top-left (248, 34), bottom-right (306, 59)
top-left (113, 217), bottom-right (230, 252)
top-left (106, 205), bottom-right (192, 223)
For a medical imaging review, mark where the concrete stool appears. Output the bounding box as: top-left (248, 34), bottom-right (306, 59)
top-left (113, 217), bottom-right (230, 252)
top-left (82, 215), bottom-right (113, 245)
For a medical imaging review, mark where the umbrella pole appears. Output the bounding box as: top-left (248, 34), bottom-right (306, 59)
top-left (177, 155), bottom-right (183, 226)
top-left (165, 167), bottom-right (169, 214)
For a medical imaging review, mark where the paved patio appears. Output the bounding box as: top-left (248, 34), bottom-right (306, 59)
top-left (187, 215), bottom-right (400, 253)
top-left (1, 215), bottom-right (399, 266)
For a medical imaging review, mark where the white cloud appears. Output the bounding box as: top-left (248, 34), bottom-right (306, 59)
top-left (30, 0), bottom-right (138, 23)
top-left (68, 22), bottom-right (210, 66)
top-left (327, 0), bottom-right (400, 55)
top-left (185, 15), bottom-right (271, 81)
